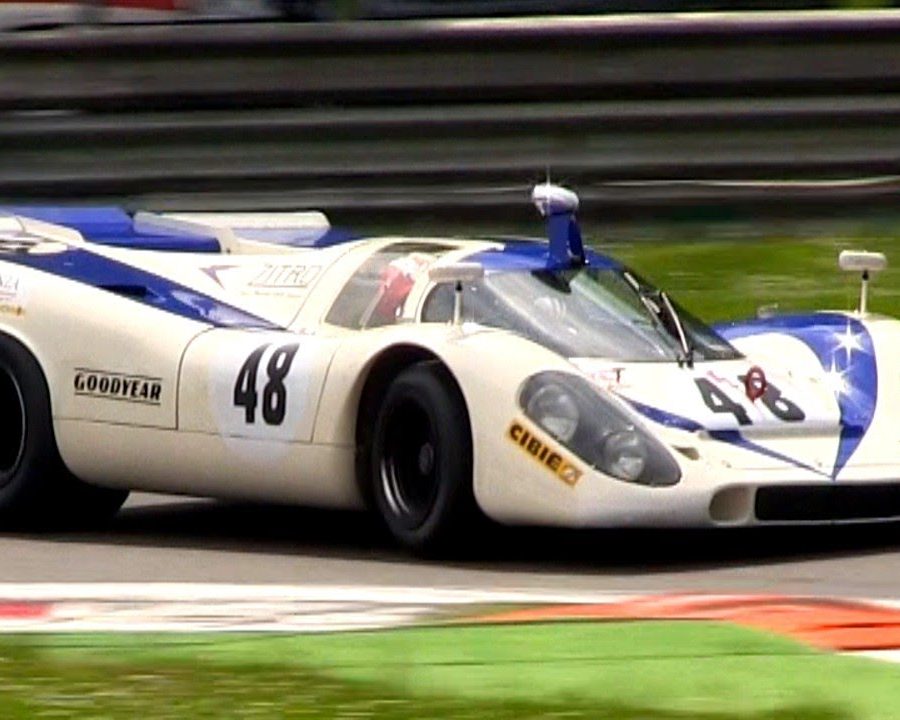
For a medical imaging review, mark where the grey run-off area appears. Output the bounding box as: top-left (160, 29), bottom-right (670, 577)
top-left (0, 493), bottom-right (899, 599)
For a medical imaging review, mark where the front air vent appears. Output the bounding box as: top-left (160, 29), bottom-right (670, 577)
top-left (755, 484), bottom-right (900, 522)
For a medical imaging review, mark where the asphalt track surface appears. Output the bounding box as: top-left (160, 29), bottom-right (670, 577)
top-left (0, 493), bottom-right (899, 599)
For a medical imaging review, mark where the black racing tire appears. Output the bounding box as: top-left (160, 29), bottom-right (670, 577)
top-left (0, 335), bottom-right (128, 528)
top-left (369, 362), bottom-right (475, 554)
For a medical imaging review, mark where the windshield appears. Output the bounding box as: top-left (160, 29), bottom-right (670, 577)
top-left (421, 266), bottom-right (741, 362)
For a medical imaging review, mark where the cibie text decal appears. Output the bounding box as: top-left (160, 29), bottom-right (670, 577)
top-left (508, 420), bottom-right (582, 487)
top-left (74, 369), bottom-right (163, 406)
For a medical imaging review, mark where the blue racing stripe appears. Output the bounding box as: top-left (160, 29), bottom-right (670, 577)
top-left (623, 397), bottom-right (704, 432)
top-left (0, 247), bottom-right (280, 330)
top-left (624, 397), bottom-right (831, 477)
top-left (708, 430), bottom-right (830, 478)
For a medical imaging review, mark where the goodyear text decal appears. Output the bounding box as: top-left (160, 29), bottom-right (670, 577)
top-left (74, 369), bottom-right (163, 406)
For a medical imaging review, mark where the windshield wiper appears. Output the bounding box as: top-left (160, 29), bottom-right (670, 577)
top-left (623, 271), bottom-right (694, 367)
top-left (659, 291), bottom-right (694, 368)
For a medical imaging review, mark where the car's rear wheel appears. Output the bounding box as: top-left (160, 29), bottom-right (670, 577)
top-left (370, 362), bottom-right (474, 553)
top-left (0, 364), bottom-right (26, 486)
top-left (0, 335), bottom-right (128, 527)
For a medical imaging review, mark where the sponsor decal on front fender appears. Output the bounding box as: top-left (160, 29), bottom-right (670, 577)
top-left (0, 270), bottom-right (25, 316)
top-left (73, 369), bottom-right (163, 406)
top-left (508, 420), bottom-right (583, 487)
top-left (0, 271), bottom-right (20, 299)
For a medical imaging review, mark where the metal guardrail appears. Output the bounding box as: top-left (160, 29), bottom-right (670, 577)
top-left (1, 12), bottom-right (900, 221)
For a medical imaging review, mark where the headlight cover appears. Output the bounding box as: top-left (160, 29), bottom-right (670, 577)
top-left (518, 371), bottom-right (681, 487)
top-left (524, 380), bottom-right (580, 443)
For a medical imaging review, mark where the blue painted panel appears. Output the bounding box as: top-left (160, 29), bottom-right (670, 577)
top-left (89, 233), bottom-right (221, 253)
top-left (716, 313), bottom-right (877, 478)
top-left (1, 206), bottom-right (133, 235)
top-left (547, 213), bottom-right (585, 266)
top-left (467, 241), bottom-right (620, 272)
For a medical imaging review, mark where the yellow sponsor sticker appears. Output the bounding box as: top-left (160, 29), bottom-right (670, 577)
top-left (0, 303), bottom-right (24, 317)
top-left (508, 420), bottom-right (583, 487)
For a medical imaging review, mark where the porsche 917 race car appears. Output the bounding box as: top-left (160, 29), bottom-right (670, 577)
top-left (0, 185), bottom-right (897, 551)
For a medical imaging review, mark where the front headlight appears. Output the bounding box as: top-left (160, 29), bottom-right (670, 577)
top-left (601, 430), bottom-right (647, 481)
top-left (519, 371), bottom-right (680, 487)
top-left (524, 382), bottom-right (580, 443)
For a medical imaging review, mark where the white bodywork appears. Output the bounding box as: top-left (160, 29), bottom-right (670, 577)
top-left (1, 209), bottom-right (898, 529)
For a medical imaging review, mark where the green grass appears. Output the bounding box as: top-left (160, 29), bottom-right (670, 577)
top-left (605, 235), bottom-right (900, 322)
top-left (2, 621), bottom-right (900, 718)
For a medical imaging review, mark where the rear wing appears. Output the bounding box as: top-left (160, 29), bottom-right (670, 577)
top-left (0, 213), bottom-right (85, 250)
top-left (134, 211), bottom-right (332, 255)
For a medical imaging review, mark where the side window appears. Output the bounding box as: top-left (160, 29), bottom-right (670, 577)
top-left (420, 282), bottom-right (455, 323)
top-left (421, 280), bottom-right (507, 328)
top-left (326, 243), bottom-right (454, 329)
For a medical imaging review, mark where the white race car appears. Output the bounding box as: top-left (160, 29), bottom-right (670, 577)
top-left (0, 185), bottom-right (897, 551)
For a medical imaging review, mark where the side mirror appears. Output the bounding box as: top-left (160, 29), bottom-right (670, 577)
top-left (839, 250), bottom-right (887, 315)
top-left (531, 183), bottom-right (579, 217)
top-left (530, 183), bottom-right (585, 267)
top-left (838, 250), bottom-right (887, 274)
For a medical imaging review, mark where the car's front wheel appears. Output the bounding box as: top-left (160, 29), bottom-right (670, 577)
top-left (370, 362), bottom-right (474, 553)
top-left (0, 335), bottom-right (128, 528)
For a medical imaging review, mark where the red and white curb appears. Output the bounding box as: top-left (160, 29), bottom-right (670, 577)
top-left (0, 584), bottom-right (898, 666)
top-left (0, 584), bottom-right (637, 633)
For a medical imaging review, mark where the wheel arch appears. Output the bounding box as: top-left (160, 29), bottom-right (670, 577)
top-left (0, 326), bottom-right (52, 400)
top-left (0, 324), bottom-right (45, 367)
top-left (0, 325), bottom-right (71, 443)
top-left (354, 343), bottom-right (473, 505)
top-left (0, 324), bottom-right (129, 523)
top-left (0, 326), bottom-right (70, 473)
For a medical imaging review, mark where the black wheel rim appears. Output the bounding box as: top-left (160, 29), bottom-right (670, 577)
top-left (0, 366), bottom-right (25, 485)
top-left (379, 398), bottom-right (439, 530)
